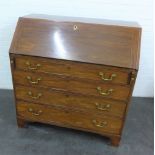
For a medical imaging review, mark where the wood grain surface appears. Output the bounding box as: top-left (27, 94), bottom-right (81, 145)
top-left (14, 70), bottom-right (130, 101)
top-left (15, 85), bottom-right (126, 118)
top-left (17, 101), bottom-right (123, 135)
top-left (10, 15), bottom-right (141, 69)
top-left (9, 14), bottom-right (141, 146)
top-left (15, 55), bottom-right (133, 85)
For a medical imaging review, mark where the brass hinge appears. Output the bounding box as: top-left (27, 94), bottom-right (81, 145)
top-left (10, 56), bottom-right (15, 69)
top-left (130, 71), bottom-right (137, 84)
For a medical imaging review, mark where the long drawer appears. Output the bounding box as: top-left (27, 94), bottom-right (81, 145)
top-left (14, 55), bottom-right (132, 85)
top-left (14, 70), bottom-right (130, 101)
top-left (17, 101), bottom-right (123, 135)
top-left (15, 86), bottom-right (126, 118)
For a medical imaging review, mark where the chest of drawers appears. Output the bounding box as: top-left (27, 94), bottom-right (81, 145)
top-left (9, 14), bottom-right (141, 146)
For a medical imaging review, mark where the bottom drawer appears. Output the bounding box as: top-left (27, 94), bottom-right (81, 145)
top-left (17, 101), bottom-right (123, 135)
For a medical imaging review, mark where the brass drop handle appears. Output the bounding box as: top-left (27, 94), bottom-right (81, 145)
top-left (26, 61), bottom-right (41, 70)
top-left (28, 108), bottom-right (42, 116)
top-left (26, 76), bottom-right (42, 84)
top-left (95, 103), bottom-right (111, 111)
top-left (97, 87), bottom-right (113, 96)
top-left (28, 91), bottom-right (42, 100)
top-left (99, 72), bottom-right (116, 81)
top-left (92, 120), bottom-right (107, 128)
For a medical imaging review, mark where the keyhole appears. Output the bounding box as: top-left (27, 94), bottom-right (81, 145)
top-left (73, 25), bottom-right (78, 31)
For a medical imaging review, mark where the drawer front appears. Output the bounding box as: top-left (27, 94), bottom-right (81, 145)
top-left (14, 56), bottom-right (131, 85)
top-left (15, 86), bottom-right (126, 118)
top-left (17, 101), bottom-right (123, 134)
top-left (14, 71), bottom-right (130, 101)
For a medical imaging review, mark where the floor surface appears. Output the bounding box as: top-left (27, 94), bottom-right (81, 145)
top-left (0, 90), bottom-right (154, 155)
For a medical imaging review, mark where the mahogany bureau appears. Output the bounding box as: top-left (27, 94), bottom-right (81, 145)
top-left (9, 14), bottom-right (141, 146)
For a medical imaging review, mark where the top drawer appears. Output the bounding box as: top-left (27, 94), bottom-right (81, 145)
top-left (13, 55), bottom-right (133, 85)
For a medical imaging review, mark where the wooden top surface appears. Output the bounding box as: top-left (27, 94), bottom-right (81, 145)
top-left (10, 14), bottom-right (141, 69)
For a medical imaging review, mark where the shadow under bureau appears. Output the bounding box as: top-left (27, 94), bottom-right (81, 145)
top-left (9, 14), bottom-right (141, 146)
